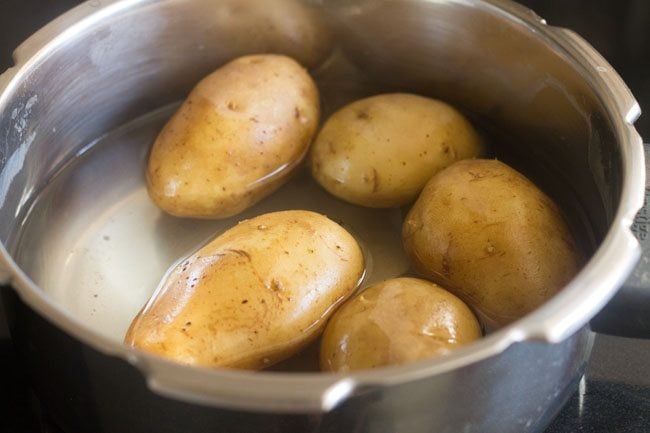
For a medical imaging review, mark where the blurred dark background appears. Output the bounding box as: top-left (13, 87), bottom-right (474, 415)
top-left (0, 0), bottom-right (649, 138)
top-left (518, 0), bottom-right (650, 138)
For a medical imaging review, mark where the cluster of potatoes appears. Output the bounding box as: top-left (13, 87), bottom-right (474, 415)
top-left (126, 54), bottom-right (582, 372)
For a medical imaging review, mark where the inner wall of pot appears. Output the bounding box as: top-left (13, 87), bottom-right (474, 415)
top-left (0, 1), bottom-right (619, 313)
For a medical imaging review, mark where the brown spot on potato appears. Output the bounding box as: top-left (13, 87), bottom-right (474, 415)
top-left (227, 249), bottom-right (252, 261)
top-left (362, 168), bottom-right (380, 193)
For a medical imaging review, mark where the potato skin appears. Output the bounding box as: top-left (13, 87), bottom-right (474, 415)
top-left (147, 54), bottom-right (320, 218)
top-left (320, 277), bottom-right (481, 372)
top-left (310, 93), bottom-right (482, 208)
top-left (403, 159), bottom-right (582, 327)
top-left (125, 210), bottom-right (364, 370)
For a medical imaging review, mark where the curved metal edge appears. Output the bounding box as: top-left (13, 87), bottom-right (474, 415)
top-left (0, 248), bottom-right (12, 285)
top-left (1, 1), bottom-right (110, 100)
top-left (590, 142), bottom-right (650, 337)
top-left (514, 26), bottom-right (645, 343)
top-left (5, 255), bottom-right (530, 412)
top-left (9, 0), bottom-right (154, 68)
top-left (126, 322), bottom-right (527, 411)
top-left (0, 0), bottom-right (645, 412)
top-left (4, 258), bottom-right (361, 413)
top-left (145, 361), bottom-right (359, 413)
top-left (552, 29), bottom-right (642, 124)
top-left (0, 0), bottom-right (166, 112)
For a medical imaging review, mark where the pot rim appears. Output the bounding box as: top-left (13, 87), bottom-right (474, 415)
top-left (0, 0), bottom-right (644, 413)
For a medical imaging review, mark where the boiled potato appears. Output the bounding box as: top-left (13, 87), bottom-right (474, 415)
top-left (403, 159), bottom-right (582, 327)
top-left (310, 93), bottom-right (482, 208)
top-left (125, 210), bottom-right (364, 370)
top-left (147, 54), bottom-right (320, 219)
top-left (320, 277), bottom-right (481, 372)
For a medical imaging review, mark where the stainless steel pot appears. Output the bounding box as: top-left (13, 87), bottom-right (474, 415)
top-left (0, 0), bottom-right (647, 432)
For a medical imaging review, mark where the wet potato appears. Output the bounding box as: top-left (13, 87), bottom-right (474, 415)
top-left (403, 159), bottom-right (582, 327)
top-left (125, 210), bottom-right (364, 370)
top-left (320, 277), bottom-right (481, 372)
top-left (311, 93), bottom-right (483, 208)
top-left (147, 54), bottom-right (320, 219)
top-left (139, 54), bottom-right (580, 372)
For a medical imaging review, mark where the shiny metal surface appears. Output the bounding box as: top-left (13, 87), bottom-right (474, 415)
top-left (591, 142), bottom-right (650, 337)
top-left (2, 289), bottom-right (594, 433)
top-left (0, 0), bottom-right (644, 430)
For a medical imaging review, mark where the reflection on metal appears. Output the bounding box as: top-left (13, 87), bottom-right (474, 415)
top-left (578, 374), bottom-right (587, 418)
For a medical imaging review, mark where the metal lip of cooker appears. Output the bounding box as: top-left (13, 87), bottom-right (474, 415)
top-left (0, 0), bottom-right (644, 413)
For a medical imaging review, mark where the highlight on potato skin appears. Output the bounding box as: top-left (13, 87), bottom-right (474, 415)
top-left (147, 54), bottom-right (320, 219)
top-left (310, 93), bottom-right (483, 208)
top-left (125, 210), bottom-right (364, 370)
top-left (402, 159), bottom-right (582, 328)
top-left (320, 277), bottom-right (481, 372)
